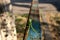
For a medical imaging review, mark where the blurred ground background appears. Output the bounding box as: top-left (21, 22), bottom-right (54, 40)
top-left (10, 0), bottom-right (60, 40)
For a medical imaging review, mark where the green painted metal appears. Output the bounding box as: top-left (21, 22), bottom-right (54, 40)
top-left (23, 0), bottom-right (41, 40)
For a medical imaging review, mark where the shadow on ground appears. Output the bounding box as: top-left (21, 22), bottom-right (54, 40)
top-left (11, 0), bottom-right (60, 12)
